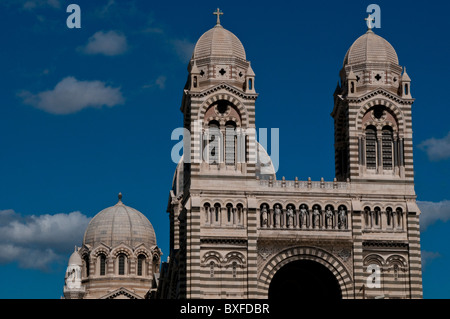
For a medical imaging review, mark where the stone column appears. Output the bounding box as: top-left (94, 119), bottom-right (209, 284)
top-left (377, 136), bottom-right (383, 173)
top-left (381, 210), bottom-right (387, 230)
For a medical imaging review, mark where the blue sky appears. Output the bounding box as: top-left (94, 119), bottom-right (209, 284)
top-left (0, 0), bottom-right (449, 299)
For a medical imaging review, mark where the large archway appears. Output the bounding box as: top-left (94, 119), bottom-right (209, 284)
top-left (258, 246), bottom-right (353, 298)
top-left (268, 259), bottom-right (342, 300)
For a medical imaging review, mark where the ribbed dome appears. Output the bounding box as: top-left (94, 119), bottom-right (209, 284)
top-left (343, 30), bottom-right (398, 66)
top-left (193, 24), bottom-right (246, 60)
top-left (68, 249), bottom-right (82, 266)
top-left (83, 194), bottom-right (156, 248)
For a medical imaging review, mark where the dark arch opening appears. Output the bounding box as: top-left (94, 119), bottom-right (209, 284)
top-left (268, 260), bottom-right (342, 300)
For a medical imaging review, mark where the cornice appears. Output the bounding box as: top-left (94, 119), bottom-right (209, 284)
top-left (346, 88), bottom-right (415, 105)
top-left (188, 82), bottom-right (258, 100)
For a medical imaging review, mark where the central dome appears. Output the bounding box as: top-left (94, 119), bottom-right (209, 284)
top-left (343, 30), bottom-right (398, 66)
top-left (192, 24), bottom-right (246, 60)
top-left (83, 194), bottom-right (156, 248)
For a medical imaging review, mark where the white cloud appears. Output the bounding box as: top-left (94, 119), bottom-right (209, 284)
top-left (421, 251), bottom-right (441, 270)
top-left (418, 132), bottom-right (450, 161)
top-left (142, 75), bottom-right (167, 90)
top-left (0, 244), bottom-right (60, 270)
top-left (19, 76), bottom-right (124, 114)
top-left (0, 210), bottom-right (91, 271)
top-left (170, 38), bottom-right (195, 63)
top-left (80, 30), bottom-right (128, 56)
top-left (23, 0), bottom-right (60, 10)
top-left (417, 200), bottom-right (450, 231)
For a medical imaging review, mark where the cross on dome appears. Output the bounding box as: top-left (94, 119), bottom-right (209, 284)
top-left (365, 14), bottom-right (375, 31)
top-left (213, 8), bottom-right (223, 25)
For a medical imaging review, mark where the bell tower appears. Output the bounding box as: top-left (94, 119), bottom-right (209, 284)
top-left (167, 9), bottom-right (266, 299)
top-left (332, 22), bottom-right (415, 183)
top-left (180, 8), bottom-right (260, 194)
top-left (331, 20), bottom-right (422, 299)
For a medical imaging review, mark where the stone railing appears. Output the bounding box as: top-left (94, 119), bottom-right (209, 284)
top-left (258, 177), bottom-right (348, 190)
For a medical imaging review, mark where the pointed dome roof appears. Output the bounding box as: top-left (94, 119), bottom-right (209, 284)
top-left (68, 247), bottom-right (82, 266)
top-left (83, 193), bottom-right (156, 248)
top-left (343, 30), bottom-right (399, 66)
top-left (192, 24), bottom-right (246, 60)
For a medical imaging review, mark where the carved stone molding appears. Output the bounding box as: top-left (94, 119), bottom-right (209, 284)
top-left (256, 241), bottom-right (354, 276)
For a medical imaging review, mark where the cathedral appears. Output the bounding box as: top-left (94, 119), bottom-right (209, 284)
top-left (63, 10), bottom-right (423, 299)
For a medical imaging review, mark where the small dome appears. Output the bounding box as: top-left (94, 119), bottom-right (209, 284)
top-left (343, 30), bottom-right (398, 66)
top-left (68, 248), bottom-right (82, 266)
top-left (83, 194), bottom-right (156, 248)
top-left (193, 24), bottom-right (246, 60)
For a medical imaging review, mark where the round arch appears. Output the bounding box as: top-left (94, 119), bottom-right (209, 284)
top-left (198, 93), bottom-right (249, 127)
top-left (258, 246), bottom-right (353, 299)
top-left (356, 98), bottom-right (405, 134)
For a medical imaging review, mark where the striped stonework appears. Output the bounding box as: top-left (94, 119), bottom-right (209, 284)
top-left (158, 20), bottom-right (422, 300)
top-left (351, 210), bottom-right (365, 299)
top-left (407, 211), bottom-right (423, 298)
top-left (257, 246), bottom-right (353, 298)
top-left (334, 88), bottom-right (416, 182)
top-left (197, 90), bottom-right (250, 127)
top-left (246, 201), bottom-right (259, 298)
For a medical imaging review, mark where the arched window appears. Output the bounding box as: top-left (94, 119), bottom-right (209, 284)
top-left (208, 121), bottom-right (221, 164)
top-left (236, 203), bottom-right (244, 225)
top-left (84, 255), bottom-right (90, 277)
top-left (396, 207), bottom-right (403, 229)
top-left (225, 121), bottom-right (237, 165)
top-left (204, 203), bottom-right (211, 224)
top-left (193, 76), bottom-right (198, 88)
top-left (118, 254), bottom-right (126, 275)
top-left (214, 203), bottom-right (221, 223)
top-left (203, 101), bottom-right (242, 166)
top-left (152, 253), bottom-right (160, 274)
top-left (137, 255), bottom-right (146, 276)
top-left (365, 126), bottom-right (377, 169)
top-left (404, 83), bottom-right (409, 96)
top-left (248, 78), bottom-right (253, 90)
top-left (374, 207), bottom-right (381, 227)
top-left (386, 207), bottom-right (393, 227)
top-left (350, 81), bottom-right (355, 93)
top-left (226, 203), bottom-right (233, 223)
top-left (364, 206), bottom-right (371, 228)
top-left (99, 254), bottom-right (106, 276)
top-left (382, 126), bottom-right (393, 170)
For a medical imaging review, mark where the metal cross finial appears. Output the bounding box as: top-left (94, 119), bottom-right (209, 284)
top-left (365, 14), bottom-right (374, 30)
top-left (213, 8), bottom-right (223, 25)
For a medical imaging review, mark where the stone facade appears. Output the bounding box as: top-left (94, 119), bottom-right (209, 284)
top-left (157, 14), bottom-right (423, 299)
